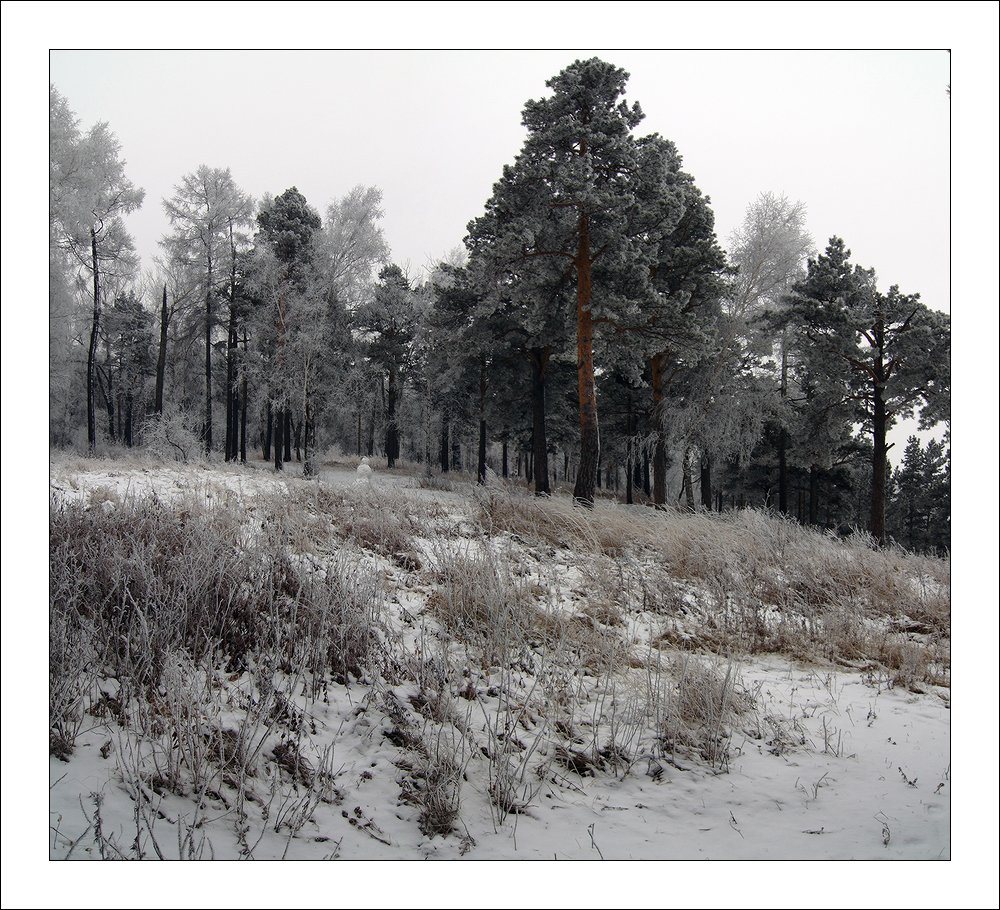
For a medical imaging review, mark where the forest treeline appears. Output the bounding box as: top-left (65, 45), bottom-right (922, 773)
top-left (48, 59), bottom-right (950, 552)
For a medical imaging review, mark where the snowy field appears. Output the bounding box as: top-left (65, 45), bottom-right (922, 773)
top-left (29, 451), bottom-right (993, 905)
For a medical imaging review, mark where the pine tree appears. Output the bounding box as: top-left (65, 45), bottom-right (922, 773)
top-left (787, 238), bottom-right (950, 543)
top-left (466, 59), bottom-right (686, 505)
top-left (356, 265), bottom-right (418, 469)
top-left (246, 187), bottom-right (322, 471)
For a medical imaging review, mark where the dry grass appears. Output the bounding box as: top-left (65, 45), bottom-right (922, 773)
top-left (49, 456), bottom-right (949, 853)
top-left (49, 491), bottom-right (385, 757)
top-left (476, 485), bottom-right (949, 690)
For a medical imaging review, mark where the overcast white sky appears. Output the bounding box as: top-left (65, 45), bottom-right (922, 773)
top-left (49, 49), bottom-right (951, 309)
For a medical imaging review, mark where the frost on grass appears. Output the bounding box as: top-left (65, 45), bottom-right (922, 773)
top-left (49, 459), bottom-right (950, 860)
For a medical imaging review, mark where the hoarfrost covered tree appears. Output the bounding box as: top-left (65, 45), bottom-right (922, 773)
top-left (787, 238), bottom-right (950, 544)
top-left (100, 289), bottom-right (155, 446)
top-left (887, 435), bottom-right (950, 553)
top-left (356, 265), bottom-right (418, 469)
top-left (323, 185), bottom-right (391, 308)
top-left (463, 239), bottom-right (575, 495)
top-left (318, 185), bottom-right (391, 462)
top-left (50, 85), bottom-right (144, 452)
top-left (247, 187), bottom-right (322, 470)
top-left (631, 176), bottom-right (730, 505)
top-left (161, 166), bottom-right (254, 455)
top-left (727, 192), bottom-right (814, 512)
top-left (428, 264), bottom-right (508, 485)
top-left (466, 58), bottom-right (686, 506)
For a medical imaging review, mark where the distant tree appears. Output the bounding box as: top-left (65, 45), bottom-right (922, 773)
top-left (888, 435), bottom-right (950, 553)
top-left (787, 238), bottom-right (950, 543)
top-left (102, 290), bottom-right (155, 446)
top-left (356, 265), bottom-right (418, 469)
top-left (322, 185), bottom-right (391, 308)
top-left (727, 192), bottom-right (814, 512)
top-left (161, 166), bottom-right (253, 454)
top-left (247, 187), bottom-right (323, 470)
top-left (50, 85), bottom-right (144, 452)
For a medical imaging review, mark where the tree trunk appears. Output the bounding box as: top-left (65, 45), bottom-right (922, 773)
top-left (870, 314), bottom-right (889, 545)
top-left (650, 354), bottom-right (668, 505)
top-left (625, 390), bottom-right (635, 505)
top-left (240, 329), bottom-right (247, 463)
top-left (681, 447), bottom-right (696, 512)
top-left (572, 211), bottom-right (599, 506)
top-left (700, 453), bottom-right (713, 511)
top-left (357, 408), bottom-right (362, 458)
top-left (642, 452), bottom-right (651, 497)
top-left (283, 409), bottom-right (292, 463)
top-left (777, 332), bottom-right (789, 513)
top-left (386, 365), bottom-right (398, 468)
top-left (367, 400), bottom-right (375, 457)
top-left (871, 387), bottom-right (888, 544)
top-left (423, 381), bottom-right (433, 479)
top-left (303, 404), bottom-right (316, 477)
top-left (204, 254), bottom-right (213, 455)
top-left (155, 284), bottom-right (168, 416)
top-left (264, 402), bottom-right (272, 461)
top-left (294, 418), bottom-right (302, 462)
top-left (274, 406), bottom-right (283, 471)
top-left (98, 353), bottom-right (115, 443)
top-left (477, 353), bottom-right (488, 484)
top-left (529, 347), bottom-right (551, 496)
top-left (225, 292), bottom-right (237, 461)
top-left (501, 437), bottom-right (508, 478)
top-left (478, 419), bottom-right (487, 484)
top-left (439, 410), bottom-right (450, 472)
top-left (86, 228), bottom-right (100, 453)
top-left (116, 388), bottom-right (123, 444)
top-left (125, 392), bottom-right (133, 447)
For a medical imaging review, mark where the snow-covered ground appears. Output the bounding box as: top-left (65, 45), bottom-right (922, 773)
top-left (48, 656), bottom-right (949, 861)
top-left (13, 454), bottom-right (993, 906)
